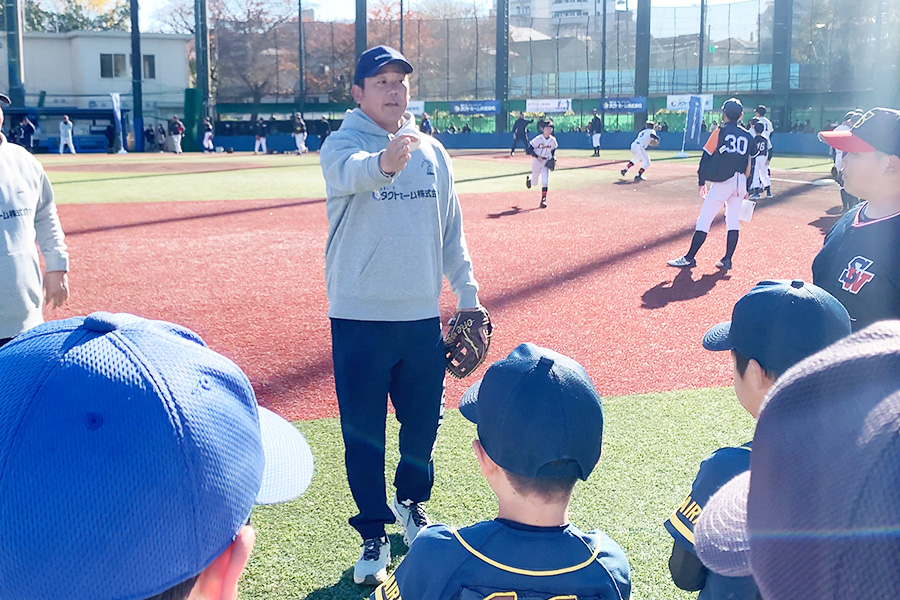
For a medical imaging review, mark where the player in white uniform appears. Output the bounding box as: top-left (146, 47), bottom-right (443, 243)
top-left (754, 106), bottom-right (774, 157)
top-left (525, 120), bottom-right (558, 209)
top-left (58, 115), bottom-right (76, 154)
top-left (829, 110), bottom-right (863, 212)
top-left (620, 123), bottom-right (659, 181)
top-left (749, 122), bottom-right (772, 199)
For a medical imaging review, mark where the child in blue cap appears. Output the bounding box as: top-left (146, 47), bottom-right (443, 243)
top-left (0, 312), bottom-right (313, 600)
top-left (371, 343), bottom-right (631, 600)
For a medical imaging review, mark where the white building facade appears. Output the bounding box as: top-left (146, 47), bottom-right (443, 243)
top-left (0, 30), bottom-right (191, 120)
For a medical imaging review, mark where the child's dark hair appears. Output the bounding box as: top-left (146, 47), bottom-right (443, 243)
top-left (732, 348), bottom-right (780, 380)
top-left (503, 463), bottom-right (578, 503)
top-left (755, 122), bottom-right (765, 134)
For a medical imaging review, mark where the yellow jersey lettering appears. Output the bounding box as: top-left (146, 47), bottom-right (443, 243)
top-left (379, 575), bottom-right (402, 600)
top-left (483, 593), bottom-right (517, 600)
top-left (685, 502), bottom-right (702, 523)
top-left (548, 595), bottom-right (578, 600)
top-left (677, 495), bottom-right (693, 513)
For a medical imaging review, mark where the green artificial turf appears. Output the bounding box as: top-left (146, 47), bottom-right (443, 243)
top-left (43, 150), bottom-right (833, 206)
top-left (243, 386), bottom-right (755, 600)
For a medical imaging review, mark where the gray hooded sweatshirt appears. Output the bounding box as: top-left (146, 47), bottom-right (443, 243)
top-left (320, 109), bottom-right (478, 321)
top-left (0, 135), bottom-right (69, 338)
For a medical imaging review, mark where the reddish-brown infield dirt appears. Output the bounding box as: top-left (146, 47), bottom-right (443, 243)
top-left (50, 154), bottom-right (844, 421)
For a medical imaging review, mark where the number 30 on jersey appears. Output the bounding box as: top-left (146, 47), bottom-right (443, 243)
top-left (719, 134), bottom-right (748, 155)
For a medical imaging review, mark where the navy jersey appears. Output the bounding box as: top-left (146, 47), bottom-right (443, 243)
top-left (372, 520), bottom-right (631, 600)
top-left (697, 123), bottom-right (753, 185)
top-left (665, 443), bottom-right (757, 600)
top-left (750, 135), bottom-right (769, 159)
top-left (812, 204), bottom-right (900, 331)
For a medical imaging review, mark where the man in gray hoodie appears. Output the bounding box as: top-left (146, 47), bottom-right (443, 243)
top-left (320, 46), bottom-right (483, 586)
top-left (0, 92), bottom-right (69, 348)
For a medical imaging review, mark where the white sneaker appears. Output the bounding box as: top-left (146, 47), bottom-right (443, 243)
top-left (391, 495), bottom-right (432, 547)
top-left (353, 536), bottom-right (390, 586)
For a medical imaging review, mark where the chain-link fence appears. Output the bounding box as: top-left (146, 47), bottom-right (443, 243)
top-left (215, 1), bottom-right (898, 128)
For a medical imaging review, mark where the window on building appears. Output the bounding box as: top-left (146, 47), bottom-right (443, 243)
top-left (100, 53), bottom-right (128, 78)
top-left (143, 55), bottom-right (156, 79)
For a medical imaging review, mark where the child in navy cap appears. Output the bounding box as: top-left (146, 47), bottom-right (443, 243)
top-left (695, 320), bottom-right (900, 600)
top-left (664, 280), bottom-right (851, 600)
top-left (0, 312), bottom-right (314, 600)
top-left (371, 343), bottom-right (631, 600)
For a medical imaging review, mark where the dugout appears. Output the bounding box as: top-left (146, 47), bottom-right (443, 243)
top-left (2, 107), bottom-right (127, 153)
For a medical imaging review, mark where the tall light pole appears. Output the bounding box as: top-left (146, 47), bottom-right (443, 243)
top-left (298, 0), bottom-right (305, 114)
top-left (130, 0), bottom-right (144, 151)
top-left (400, 0), bottom-right (404, 53)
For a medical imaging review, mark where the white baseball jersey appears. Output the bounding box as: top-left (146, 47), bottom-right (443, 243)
top-left (633, 128), bottom-right (658, 149)
top-left (529, 134), bottom-right (558, 160)
top-left (756, 116), bottom-right (773, 141)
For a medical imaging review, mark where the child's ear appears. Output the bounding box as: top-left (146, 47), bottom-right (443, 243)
top-left (746, 358), bottom-right (776, 393)
top-left (472, 439), bottom-right (496, 478)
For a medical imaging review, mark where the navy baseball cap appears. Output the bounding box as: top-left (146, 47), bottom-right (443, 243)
top-left (0, 313), bottom-right (314, 600)
top-left (696, 321), bottom-right (900, 599)
top-left (354, 45), bottom-right (413, 85)
top-left (722, 98), bottom-right (743, 120)
top-left (460, 343), bottom-right (603, 480)
top-left (818, 107), bottom-right (900, 157)
top-left (702, 280), bottom-right (851, 376)
top-left (0, 93), bottom-right (9, 106)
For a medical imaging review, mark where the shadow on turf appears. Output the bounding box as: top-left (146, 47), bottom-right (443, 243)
top-left (305, 534), bottom-right (409, 600)
top-left (487, 205), bottom-right (542, 218)
top-left (808, 205), bottom-right (844, 236)
top-left (64, 197), bottom-right (325, 237)
top-left (641, 268), bottom-right (731, 309)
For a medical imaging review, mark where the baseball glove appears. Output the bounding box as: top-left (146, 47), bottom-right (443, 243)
top-left (649, 137), bottom-right (660, 147)
top-left (545, 157), bottom-right (556, 171)
top-left (444, 307), bottom-right (493, 379)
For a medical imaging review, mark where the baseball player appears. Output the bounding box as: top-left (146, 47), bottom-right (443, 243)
top-left (830, 110), bottom-right (863, 212)
top-left (748, 122), bottom-right (772, 199)
top-left (58, 115), bottom-right (75, 154)
top-left (525, 119), bottom-right (557, 208)
top-left (201, 117), bottom-right (214, 152)
top-left (813, 107), bottom-right (900, 331)
top-left (254, 117), bottom-right (268, 154)
top-left (665, 280), bottom-right (851, 600)
top-left (754, 105), bottom-right (773, 148)
top-left (509, 112), bottom-right (532, 156)
top-left (589, 108), bottom-right (603, 156)
top-left (370, 343), bottom-right (631, 600)
top-left (620, 122), bottom-right (659, 181)
top-left (667, 98), bottom-right (754, 271)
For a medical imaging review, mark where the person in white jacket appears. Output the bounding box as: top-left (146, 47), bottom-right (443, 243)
top-left (59, 115), bottom-right (76, 154)
top-left (320, 45), bottom-right (485, 586)
top-left (0, 93), bottom-right (69, 347)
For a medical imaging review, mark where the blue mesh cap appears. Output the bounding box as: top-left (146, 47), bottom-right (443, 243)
top-left (702, 280), bottom-right (852, 376)
top-left (0, 312), bottom-right (313, 600)
top-left (459, 343), bottom-right (603, 480)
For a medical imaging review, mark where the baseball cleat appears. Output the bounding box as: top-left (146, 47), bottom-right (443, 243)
top-left (667, 256), bottom-right (696, 268)
top-left (353, 536), bottom-right (390, 585)
top-left (715, 258), bottom-right (733, 270)
top-left (391, 496), bottom-right (431, 547)
top-left (620, 168), bottom-right (628, 176)
top-left (540, 198), bottom-right (547, 208)
top-left (749, 193), bottom-right (761, 200)
top-left (766, 193), bottom-right (773, 199)
top-left (525, 176), bottom-right (532, 189)
top-left (634, 174), bottom-right (645, 182)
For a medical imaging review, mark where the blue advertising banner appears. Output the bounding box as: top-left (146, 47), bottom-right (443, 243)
top-left (601, 97), bottom-right (646, 113)
top-left (451, 100), bottom-right (500, 115)
top-left (686, 95), bottom-right (703, 145)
